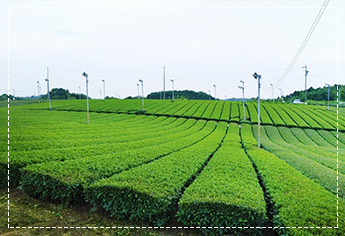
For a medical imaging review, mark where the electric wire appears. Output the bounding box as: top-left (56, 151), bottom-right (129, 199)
top-left (272, 0), bottom-right (330, 90)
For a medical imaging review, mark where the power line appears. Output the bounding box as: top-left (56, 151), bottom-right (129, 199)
top-left (272, 0), bottom-right (330, 90)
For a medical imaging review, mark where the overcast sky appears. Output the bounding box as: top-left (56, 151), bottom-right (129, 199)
top-left (0, 0), bottom-right (344, 99)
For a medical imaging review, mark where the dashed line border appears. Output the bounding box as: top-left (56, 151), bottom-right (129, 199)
top-left (7, 4), bottom-right (339, 230)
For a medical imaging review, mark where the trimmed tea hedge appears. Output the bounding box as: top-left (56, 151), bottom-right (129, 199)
top-left (278, 105), bottom-right (310, 128)
top-left (2, 117), bottom-right (192, 187)
top-left (241, 124), bottom-right (345, 236)
top-left (178, 123), bottom-right (266, 235)
top-left (253, 125), bottom-right (345, 197)
top-left (20, 120), bottom-right (212, 204)
top-left (219, 101), bottom-right (231, 121)
top-left (84, 122), bottom-right (227, 225)
top-left (262, 104), bottom-right (285, 126)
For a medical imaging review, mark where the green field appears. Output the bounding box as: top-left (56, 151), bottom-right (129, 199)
top-left (1, 99), bottom-right (344, 236)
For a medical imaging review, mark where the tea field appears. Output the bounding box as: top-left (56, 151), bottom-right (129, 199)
top-left (1, 99), bottom-right (344, 235)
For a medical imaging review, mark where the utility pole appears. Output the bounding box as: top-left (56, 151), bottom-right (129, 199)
top-left (45, 67), bottom-right (51, 111)
top-left (102, 79), bottom-right (105, 99)
top-left (37, 81), bottom-right (40, 103)
top-left (100, 90), bottom-right (102, 99)
top-left (79, 86), bottom-right (81, 99)
top-left (270, 83), bottom-right (275, 102)
top-left (302, 65), bottom-right (309, 103)
top-left (213, 84), bottom-right (216, 100)
top-left (325, 83), bottom-right (330, 111)
top-left (238, 80), bottom-right (245, 121)
top-left (253, 72), bottom-right (261, 148)
top-left (170, 79), bottom-right (174, 100)
top-left (82, 72), bottom-right (89, 124)
top-left (208, 90), bottom-right (211, 100)
top-left (139, 79), bottom-right (144, 112)
top-left (279, 88), bottom-right (283, 102)
top-left (163, 66), bottom-right (166, 100)
top-left (137, 83), bottom-right (140, 99)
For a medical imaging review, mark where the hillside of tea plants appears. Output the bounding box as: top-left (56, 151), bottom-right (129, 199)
top-left (1, 99), bottom-right (344, 236)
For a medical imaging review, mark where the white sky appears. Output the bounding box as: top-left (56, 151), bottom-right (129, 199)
top-left (0, 0), bottom-right (344, 99)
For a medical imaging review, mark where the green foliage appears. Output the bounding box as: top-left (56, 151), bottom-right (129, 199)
top-left (241, 124), bottom-right (345, 236)
top-left (252, 125), bottom-right (345, 197)
top-left (178, 123), bottom-right (266, 235)
top-left (147, 90), bottom-right (215, 100)
top-left (283, 84), bottom-right (340, 102)
top-left (262, 104), bottom-right (285, 126)
top-left (84, 122), bottom-right (227, 225)
top-left (22, 98), bottom-right (342, 131)
top-left (209, 101), bottom-right (224, 120)
top-left (40, 88), bottom-right (88, 100)
top-left (230, 102), bottom-right (240, 122)
top-left (1, 114), bottom-right (188, 187)
top-left (246, 103), bottom-right (258, 123)
top-left (4, 100), bottom-right (345, 235)
top-left (277, 104), bottom-right (310, 128)
top-left (20, 120), bottom-right (213, 204)
top-left (253, 103), bottom-right (273, 125)
top-left (219, 101), bottom-right (231, 121)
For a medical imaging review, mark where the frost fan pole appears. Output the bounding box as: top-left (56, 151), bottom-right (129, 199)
top-left (45, 67), bottom-right (51, 111)
top-left (102, 79), bottom-right (105, 99)
top-left (139, 79), bottom-right (144, 112)
top-left (302, 65), bottom-right (309, 103)
top-left (325, 83), bottom-right (330, 111)
top-left (82, 72), bottom-right (89, 124)
top-left (170, 79), bottom-right (174, 100)
top-left (253, 72), bottom-right (261, 148)
top-left (238, 80), bottom-right (245, 120)
top-left (163, 66), bottom-right (166, 100)
top-left (37, 81), bottom-right (40, 103)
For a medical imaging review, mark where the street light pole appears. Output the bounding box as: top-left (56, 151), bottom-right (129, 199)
top-left (82, 72), bottom-right (89, 124)
top-left (239, 80), bottom-right (245, 120)
top-left (102, 79), bottom-right (105, 99)
top-left (139, 79), bottom-right (144, 112)
top-left (325, 83), bottom-right (330, 111)
top-left (37, 81), bottom-right (40, 103)
top-left (170, 79), bottom-right (174, 100)
top-left (79, 86), bottom-right (81, 99)
top-left (270, 83), bottom-right (275, 102)
top-left (253, 72), bottom-right (261, 148)
top-left (137, 83), bottom-right (140, 99)
top-left (45, 67), bottom-right (51, 111)
top-left (208, 90), bottom-right (211, 100)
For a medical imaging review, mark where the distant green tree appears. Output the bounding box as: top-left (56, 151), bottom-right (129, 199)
top-left (41, 88), bottom-right (88, 100)
top-left (282, 84), bottom-right (341, 102)
top-left (147, 90), bottom-right (215, 100)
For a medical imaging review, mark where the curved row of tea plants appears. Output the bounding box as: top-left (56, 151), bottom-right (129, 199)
top-left (252, 125), bottom-right (345, 197)
top-left (241, 124), bottom-right (344, 236)
top-left (20, 120), bottom-right (215, 204)
top-left (84, 122), bottom-right (228, 225)
top-left (25, 99), bottom-right (341, 131)
top-left (1, 112), bottom-right (200, 187)
top-left (177, 123), bottom-right (266, 235)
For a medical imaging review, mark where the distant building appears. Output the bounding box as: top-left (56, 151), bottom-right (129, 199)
top-left (293, 99), bottom-right (304, 104)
